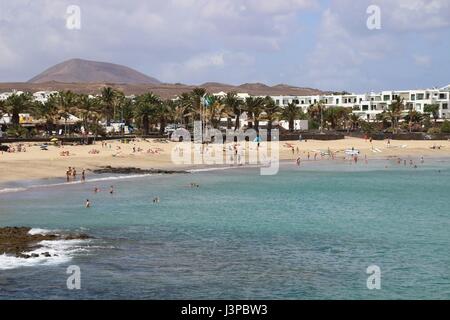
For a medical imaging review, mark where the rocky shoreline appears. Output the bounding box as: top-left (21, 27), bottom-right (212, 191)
top-left (91, 166), bottom-right (189, 175)
top-left (0, 227), bottom-right (90, 259)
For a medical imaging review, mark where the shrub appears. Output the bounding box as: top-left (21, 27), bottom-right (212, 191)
top-left (6, 125), bottom-right (29, 138)
top-left (427, 127), bottom-right (441, 134)
top-left (441, 120), bottom-right (450, 133)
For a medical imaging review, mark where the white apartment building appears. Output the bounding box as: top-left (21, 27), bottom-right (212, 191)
top-left (32, 91), bottom-right (58, 103)
top-left (268, 85), bottom-right (450, 122)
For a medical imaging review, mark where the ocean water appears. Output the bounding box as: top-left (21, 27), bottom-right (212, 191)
top-left (0, 160), bottom-right (449, 299)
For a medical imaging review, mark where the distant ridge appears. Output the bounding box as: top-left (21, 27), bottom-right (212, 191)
top-left (3, 58), bottom-right (328, 98)
top-left (28, 58), bottom-right (161, 84)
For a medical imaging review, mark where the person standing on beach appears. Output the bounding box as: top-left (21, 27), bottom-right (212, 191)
top-left (81, 170), bottom-right (86, 182)
top-left (72, 168), bottom-right (77, 180)
top-left (66, 167), bottom-right (72, 182)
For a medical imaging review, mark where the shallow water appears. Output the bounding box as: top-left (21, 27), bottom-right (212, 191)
top-left (0, 160), bottom-right (449, 299)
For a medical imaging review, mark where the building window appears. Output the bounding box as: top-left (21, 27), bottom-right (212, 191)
top-left (443, 103), bottom-right (448, 110)
top-left (411, 94), bottom-right (415, 101)
top-left (383, 95), bottom-right (390, 101)
top-left (440, 93), bottom-right (447, 99)
top-left (417, 93), bottom-right (424, 100)
top-left (362, 105), bottom-right (369, 111)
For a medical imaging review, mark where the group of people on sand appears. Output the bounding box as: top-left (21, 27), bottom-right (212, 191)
top-left (3, 144), bottom-right (27, 153)
top-left (66, 167), bottom-right (85, 182)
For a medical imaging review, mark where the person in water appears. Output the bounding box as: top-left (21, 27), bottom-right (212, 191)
top-left (110, 186), bottom-right (114, 194)
top-left (85, 199), bottom-right (91, 208)
top-left (94, 187), bottom-right (100, 193)
top-left (81, 169), bottom-right (86, 182)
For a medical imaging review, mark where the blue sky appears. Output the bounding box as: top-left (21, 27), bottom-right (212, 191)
top-left (0, 0), bottom-right (449, 92)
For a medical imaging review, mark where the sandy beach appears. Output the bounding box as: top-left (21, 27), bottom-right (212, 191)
top-left (1, 137), bottom-right (450, 184)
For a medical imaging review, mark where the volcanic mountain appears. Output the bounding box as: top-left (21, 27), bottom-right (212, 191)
top-left (28, 58), bottom-right (161, 84)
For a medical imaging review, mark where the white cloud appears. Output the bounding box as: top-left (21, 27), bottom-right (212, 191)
top-left (413, 54), bottom-right (432, 67)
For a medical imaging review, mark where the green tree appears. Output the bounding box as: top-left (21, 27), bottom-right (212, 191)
top-left (244, 96), bottom-right (265, 130)
top-left (385, 96), bottom-right (405, 134)
top-left (262, 96), bottom-right (281, 141)
top-left (281, 102), bottom-right (303, 132)
top-left (4, 93), bottom-right (34, 126)
top-left (404, 109), bottom-right (424, 132)
top-left (33, 96), bottom-right (59, 134)
top-left (424, 104), bottom-right (440, 125)
top-left (308, 100), bottom-right (325, 132)
top-left (223, 92), bottom-right (243, 130)
top-left (134, 93), bottom-right (160, 135)
top-left (101, 87), bottom-right (117, 126)
top-left (441, 120), bottom-right (450, 133)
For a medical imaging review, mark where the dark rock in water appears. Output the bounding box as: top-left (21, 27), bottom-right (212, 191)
top-left (92, 166), bottom-right (188, 175)
top-left (41, 252), bottom-right (51, 257)
top-left (0, 227), bottom-right (90, 258)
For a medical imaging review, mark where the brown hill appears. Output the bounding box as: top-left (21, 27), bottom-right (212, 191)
top-left (28, 58), bottom-right (161, 84)
top-left (0, 82), bottom-right (324, 99)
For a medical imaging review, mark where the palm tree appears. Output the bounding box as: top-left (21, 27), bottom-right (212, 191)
top-left (0, 100), bottom-right (5, 117)
top-left (281, 102), bottom-right (304, 132)
top-left (244, 96), bottom-right (264, 130)
top-left (155, 100), bottom-right (173, 134)
top-left (77, 94), bottom-right (102, 136)
top-left (4, 93), bottom-right (33, 126)
top-left (204, 95), bottom-right (226, 129)
top-left (324, 107), bottom-right (351, 130)
top-left (134, 93), bottom-right (160, 135)
top-left (348, 113), bottom-right (360, 131)
top-left (54, 91), bottom-right (78, 136)
top-left (118, 97), bottom-right (135, 127)
top-left (101, 87), bottom-right (117, 126)
top-left (385, 96), bottom-right (404, 133)
top-left (424, 104), bottom-right (440, 125)
top-left (177, 92), bottom-right (193, 126)
top-left (308, 100), bottom-right (325, 133)
top-left (33, 96), bottom-right (59, 134)
top-left (262, 96), bottom-right (281, 141)
top-left (223, 92), bottom-right (243, 130)
top-left (404, 109), bottom-right (423, 133)
top-left (190, 87), bottom-right (207, 121)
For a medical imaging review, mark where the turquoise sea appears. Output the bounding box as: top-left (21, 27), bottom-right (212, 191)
top-left (0, 160), bottom-right (449, 299)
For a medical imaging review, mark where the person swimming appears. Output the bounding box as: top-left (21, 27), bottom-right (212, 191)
top-left (94, 187), bottom-right (100, 193)
top-left (109, 186), bottom-right (114, 194)
top-left (85, 199), bottom-right (91, 208)
top-left (153, 197), bottom-right (160, 203)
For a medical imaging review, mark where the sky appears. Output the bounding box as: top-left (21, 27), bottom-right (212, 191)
top-left (0, 0), bottom-right (449, 92)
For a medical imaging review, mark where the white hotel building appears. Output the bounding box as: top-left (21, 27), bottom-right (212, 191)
top-left (266, 85), bottom-right (450, 121)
